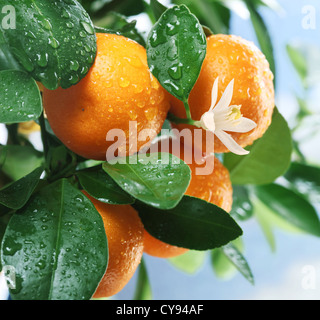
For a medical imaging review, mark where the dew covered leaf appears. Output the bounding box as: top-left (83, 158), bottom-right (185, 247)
top-left (77, 164), bottom-right (134, 205)
top-left (103, 152), bottom-right (191, 210)
top-left (146, 4), bottom-right (207, 102)
top-left (0, 0), bottom-right (96, 90)
top-left (0, 179), bottom-right (108, 300)
top-left (0, 166), bottom-right (43, 210)
top-left (134, 195), bottom-right (243, 250)
top-left (0, 70), bottom-right (42, 124)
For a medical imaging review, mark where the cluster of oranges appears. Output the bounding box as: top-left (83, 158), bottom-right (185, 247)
top-left (42, 32), bottom-right (274, 298)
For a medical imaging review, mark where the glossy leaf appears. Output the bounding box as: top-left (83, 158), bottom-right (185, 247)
top-left (0, 0), bottom-right (96, 90)
top-left (224, 108), bottom-right (292, 185)
top-left (254, 183), bottom-right (320, 237)
top-left (284, 162), bottom-right (320, 201)
top-left (77, 165), bottom-right (134, 205)
top-left (230, 185), bottom-right (254, 221)
top-left (103, 153), bottom-right (191, 210)
top-left (0, 70), bottom-right (42, 124)
top-left (150, 0), bottom-right (168, 21)
top-left (220, 243), bottom-right (254, 285)
top-left (1, 179), bottom-right (108, 300)
top-left (0, 166), bottom-right (43, 210)
top-left (147, 4), bottom-right (207, 102)
top-left (245, 0), bottom-right (276, 81)
top-left (134, 195), bottom-right (243, 251)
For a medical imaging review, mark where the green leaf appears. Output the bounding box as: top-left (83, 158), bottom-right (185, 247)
top-left (95, 12), bottom-right (146, 47)
top-left (172, 0), bottom-right (230, 34)
top-left (1, 179), bottom-right (108, 300)
top-left (0, 166), bottom-right (43, 210)
top-left (147, 4), bottom-right (207, 102)
top-left (0, 70), bottom-right (42, 124)
top-left (284, 162), bottom-right (320, 202)
top-left (224, 108), bottom-right (292, 185)
top-left (0, 145), bottom-right (44, 181)
top-left (253, 183), bottom-right (320, 237)
top-left (103, 153), bottom-right (191, 210)
top-left (77, 165), bottom-right (134, 205)
top-left (230, 185), bottom-right (254, 221)
top-left (0, 0), bottom-right (96, 90)
top-left (169, 250), bottom-right (206, 274)
top-left (286, 44), bottom-right (308, 88)
top-left (219, 243), bottom-right (254, 285)
top-left (244, 0), bottom-right (276, 82)
top-left (253, 197), bottom-right (276, 252)
top-left (134, 195), bottom-right (243, 250)
top-left (150, 0), bottom-right (168, 21)
top-left (133, 257), bottom-right (152, 300)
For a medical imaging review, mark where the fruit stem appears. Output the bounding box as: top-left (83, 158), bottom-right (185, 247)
top-left (183, 99), bottom-right (192, 120)
top-left (167, 112), bottom-right (201, 127)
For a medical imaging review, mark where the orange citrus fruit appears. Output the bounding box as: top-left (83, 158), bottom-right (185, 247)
top-left (42, 33), bottom-right (170, 161)
top-left (83, 191), bottom-right (144, 299)
top-left (143, 138), bottom-right (233, 258)
top-left (169, 34), bottom-right (275, 154)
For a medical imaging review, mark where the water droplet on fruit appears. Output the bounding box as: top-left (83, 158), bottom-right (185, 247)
top-left (119, 77), bottom-right (130, 88)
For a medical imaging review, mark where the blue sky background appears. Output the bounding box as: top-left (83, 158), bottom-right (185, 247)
top-left (115, 0), bottom-right (320, 300)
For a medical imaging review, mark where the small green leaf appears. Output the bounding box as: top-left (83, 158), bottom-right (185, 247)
top-left (224, 108), bottom-right (292, 185)
top-left (169, 250), bottom-right (206, 274)
top-left (245, 0), bottom-right (276, 82)
top-left (284, 162), bottom-right (320, 202)
top-left (133, 257), bottom-right (152, 300)
top-left (103, 153), bottom-right (191, 210)
top-left (252, 195), bottom-right (277, 252)
top-left (230, 185), bottom-right (254, 221)
top-left (1, 145), bottom-right (44, 181)
top-left (134, 195), bottom-right (243, 250)
top-left (150, 0), bottom-right (168, 21)
top-left (77, 165), bottom-right (134, 205)
top-left (95, 12), bottom-right (146, 47)
top-left (286, 44), bottom-right (308, 88)
top-left (0, 70), bottom-right (42, 124)
top-left (1, 179), bottom-right (108, 300)
top-left (1, 0), bottom-right (96, 90)
top-left (0, 166), bottom-right (43, 210)
top-left (253, 183), bottom-right (320, 237)
top-left (147, 4), bottom-right (207, 102)
top-left (220, 243), bottom-right (254, 285)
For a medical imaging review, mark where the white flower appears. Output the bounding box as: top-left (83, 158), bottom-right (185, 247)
top-left (196, 77), bottom-right (257, 155)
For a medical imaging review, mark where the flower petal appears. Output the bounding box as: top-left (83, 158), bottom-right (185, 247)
top-left (213, 79), bottom-right (234, 113)
top-left (222, 117), bottom-right (257, 133)
top-left (209, 77), bottom-right (219, 111)
top-left (215, 129), bottom-right (250, 155)
top-left (200, 111), bottom-right (215, 131)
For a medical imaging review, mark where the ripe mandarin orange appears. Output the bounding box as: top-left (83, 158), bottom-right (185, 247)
top-left (169, 34), bottom-right (275, 154)
top-left (82, 191), bottom-right (144, 299)
top-left (42, 33), bottom-right (170, 161)
top-left (143, 138), bottom-right (233, 258)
